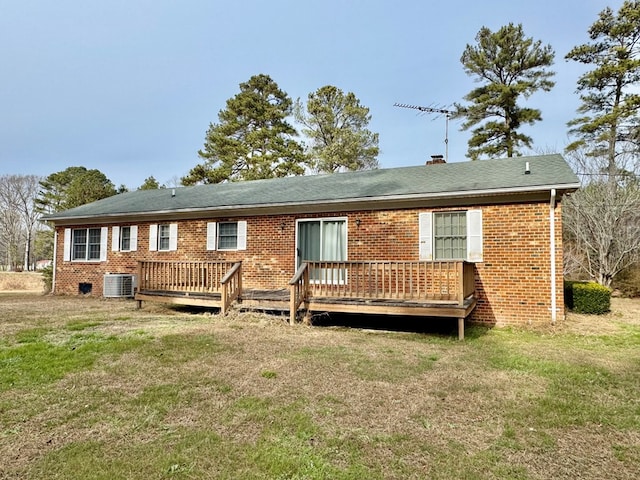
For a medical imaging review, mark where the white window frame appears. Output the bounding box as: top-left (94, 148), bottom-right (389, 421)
top-left (206, 221), bottom-right (247, 251)
top-left (158, 224), bottom-right (171, 251)
top-left (111, 225), bottom-right (138, 252)
top-left (64, 227), bottom-right (107, 262)
top-left (149, 223), bottom-right (178, 251)
top-left (433, 211), bottom-right (467, 260)
top-left (419, 210), bottom-right (483, 262)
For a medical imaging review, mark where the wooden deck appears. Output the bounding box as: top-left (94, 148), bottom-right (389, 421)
top-left (134, 260), bottom-right (477, 339)
top-left (135, 260), bottom-right (242, 313)
top-left (289, 261), bottom-right (476, 339)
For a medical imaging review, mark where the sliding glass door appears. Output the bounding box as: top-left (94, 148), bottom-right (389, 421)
top-left (297, 218), bottom-right (347, 283)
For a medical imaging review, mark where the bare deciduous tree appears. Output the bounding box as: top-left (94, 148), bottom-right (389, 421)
top-left (563, 151), bottom-right (640, 286)
top-left (0, 174), bottom-right (43, 270)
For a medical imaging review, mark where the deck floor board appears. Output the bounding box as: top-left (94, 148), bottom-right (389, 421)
top-left (136, 288), bottom-right (475, 317)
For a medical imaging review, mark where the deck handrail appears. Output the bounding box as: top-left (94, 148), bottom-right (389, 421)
top-left (220, 262), bottom-right (243, 314)
top-left (303, 260), bottom-right (474, 303)
top-left (288, 263), bottom-right (309, 324)
top-left (287, 260), bottom-right (476, 323)
top-left (137, 260), bottom-right (237, 295)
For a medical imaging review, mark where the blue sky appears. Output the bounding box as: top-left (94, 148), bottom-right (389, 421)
top-left (0, 0), bottom-right (624, 189)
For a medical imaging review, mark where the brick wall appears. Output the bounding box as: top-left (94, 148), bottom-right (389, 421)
top-left (473, 202), bottom-right (564, 325)
top-left (53, 200), bottom-right (564, 326)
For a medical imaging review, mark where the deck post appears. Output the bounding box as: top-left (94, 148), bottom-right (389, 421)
top-left (221, 281), bottom-right (229, 314)
top-left (457, 261), bottom-right (464, 306)
top-left (137, 261), bottom-right (144, 293)
top-left (303, 266), bottom-right (309, 312)
top-left (458, 317), bottom-right (465, 341)
top-left (289, 285), bottom-right (297, 325)
top-left (288, 263), bottom-right (310, 325)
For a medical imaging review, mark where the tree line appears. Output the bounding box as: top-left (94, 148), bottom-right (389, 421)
top-left (0, 169), bottom-right (160, 270)
top-left (1, 1), bottom-right (639, 289)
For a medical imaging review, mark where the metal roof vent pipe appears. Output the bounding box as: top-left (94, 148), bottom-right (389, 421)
top-left (171, 188), bottom-right (176, 197)
top-left (525, 162), bottom-right (531, 174)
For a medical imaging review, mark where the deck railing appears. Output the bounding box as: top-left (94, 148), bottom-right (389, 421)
top-left (220, 262), bottom-right (243, 313)
top-left (291, 260), bottom-right (475, 307)
top-left (462, 260), bottom-right (476, 304)
top-left (288, 263), bottom-right (310, 324)
top-left (137, 260), bottom-right (239, 295)
top-left (137, 260), bottom-right (475, 319)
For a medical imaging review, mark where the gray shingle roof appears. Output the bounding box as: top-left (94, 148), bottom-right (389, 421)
top-left (43, 154), bottom-right (579, 222)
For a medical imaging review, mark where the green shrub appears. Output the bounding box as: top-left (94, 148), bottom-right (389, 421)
top-left (41, 265), bottom-right (53, 294)
top-left (564, 280), bottom-right (611, 314)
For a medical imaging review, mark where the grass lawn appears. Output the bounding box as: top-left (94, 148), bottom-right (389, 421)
top-left (0, 293), bottom-right (639, 479)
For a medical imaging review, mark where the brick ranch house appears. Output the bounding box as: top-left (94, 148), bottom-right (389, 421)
top-left (44, 154), bottom-right (579, 338)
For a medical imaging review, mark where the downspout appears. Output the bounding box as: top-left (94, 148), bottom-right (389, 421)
top-left (52, 229), bottom-right (58, 294)
top-left (550, 189), bottom-right (557, 324)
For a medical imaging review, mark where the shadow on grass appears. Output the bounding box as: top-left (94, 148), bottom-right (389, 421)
top-left (310, 312), bottom-right (490, 339)
top-left (165, 304), bottom-right (220, 315)
top-left (162, 304), bottom-right (491, 339)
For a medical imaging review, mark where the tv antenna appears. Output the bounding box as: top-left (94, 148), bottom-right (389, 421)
top-left (394, 103), bottom-right (455, 162)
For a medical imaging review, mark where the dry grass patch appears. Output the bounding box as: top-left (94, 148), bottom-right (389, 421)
top-left (559, 296), bottom-right (640, 335)
top-left (0, 272), bottom-right (44, 292)
top-left (0, 294), bottom-right (639, 479)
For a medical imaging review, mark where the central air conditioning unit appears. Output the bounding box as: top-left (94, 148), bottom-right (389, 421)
top-left (103, 274), bottom-right (136, 298)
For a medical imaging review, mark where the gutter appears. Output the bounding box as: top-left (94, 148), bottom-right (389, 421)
top-left (550, 188), bottom-right (557, 324)
top-left (52, 229), bottom-right (58, 294)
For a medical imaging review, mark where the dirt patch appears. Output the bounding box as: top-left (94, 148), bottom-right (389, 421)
top-left (0, 272), bottom-right (45, 293)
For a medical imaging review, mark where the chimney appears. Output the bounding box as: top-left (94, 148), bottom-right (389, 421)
top-left (426, 154), bottom-right (446, 165)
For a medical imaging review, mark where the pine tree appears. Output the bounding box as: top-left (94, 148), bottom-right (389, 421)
top-left (182, 74), bottom-right (307, 184)
top-left (294, 85), bottom-right (379, 173)
top-left (456, 23), bottom-right (555, 160)
top-left (35, 167), bottom-right (117, 264)
top-left (36, 167), bottom-right (117, 213)
top-left (139, 176), bottom-right (162, 190)
top-left (64, 169), bottom-right (117, 210)
top-left (35, 166), bottom-right (88, 214)
top-left (565, 0), bottom-right (640, 176)
top-left (562, 1), bottom-right (640, 287)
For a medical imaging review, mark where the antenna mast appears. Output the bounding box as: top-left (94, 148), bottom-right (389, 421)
top-left (394, 103), bottom-right (454, 162)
